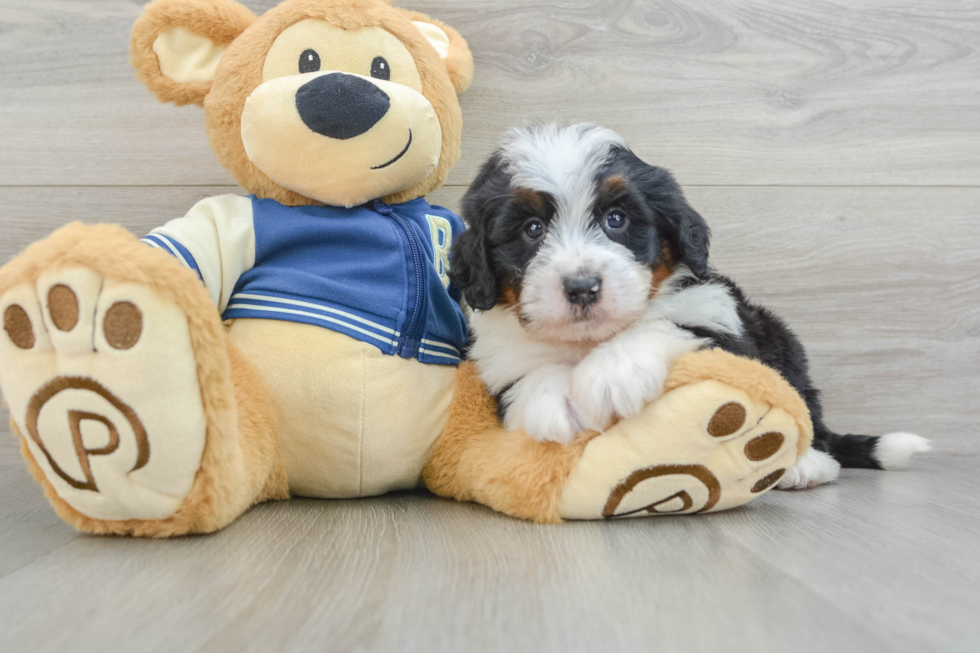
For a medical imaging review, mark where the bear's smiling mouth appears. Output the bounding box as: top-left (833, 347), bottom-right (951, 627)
top-left (371, 130), bottom-right (412, 170)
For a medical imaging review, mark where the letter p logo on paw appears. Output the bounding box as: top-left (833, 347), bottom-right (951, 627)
top-left (26, 376), bottom-right (149, 493)
top-left (602, 464), bottom-right (721, 517)
top-left (0, 270), bottom-right (208, 522)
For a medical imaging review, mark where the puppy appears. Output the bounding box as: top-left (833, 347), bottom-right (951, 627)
top-left (450, 123), bottom-right (930, 489)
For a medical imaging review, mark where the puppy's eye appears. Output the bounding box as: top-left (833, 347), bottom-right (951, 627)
top-left (299, 49), bottom-right (321, 74)
top-left (371, 56), bottom-right (391, 81)
top-left (523, 219), bottom-right (545, 242)
top-left (603, 211), bottom-right (628, 232)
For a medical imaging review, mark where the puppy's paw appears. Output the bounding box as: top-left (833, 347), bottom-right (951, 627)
top-left (571, 342), bottom-right (670, 430)
top-left (524, 396), bottom-right (585, 445)
top-left (504, 366), bottom-right (584, 445)
top-left (776, 448), bottom-right (841, 490)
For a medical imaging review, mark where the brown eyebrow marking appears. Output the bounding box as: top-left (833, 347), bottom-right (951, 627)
top-left (513, 187), bottom-right (548, 214)
top-left (601, 174), bottom-right (629, 195)
top-left (594, 174), bottom-right (632, 213)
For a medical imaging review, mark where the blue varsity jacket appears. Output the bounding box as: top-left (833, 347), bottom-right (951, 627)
top-left (142, 195), bottom-right (468, 366)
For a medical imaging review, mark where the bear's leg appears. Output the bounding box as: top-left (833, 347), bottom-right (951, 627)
top-left (0, 223), bottom-right (286, 536)
top-left (424, 350), bottom-right (812, 522)
top-left (423, 362), bottom-right (598, 523)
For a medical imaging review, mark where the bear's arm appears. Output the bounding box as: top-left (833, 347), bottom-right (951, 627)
top-left (141, 195), bottom-right (256, 312)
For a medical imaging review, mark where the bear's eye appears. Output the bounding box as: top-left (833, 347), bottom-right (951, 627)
top-left (370, 56), bottom-right (391, 81)
top-left (299, 49), bottom-right (321, 74)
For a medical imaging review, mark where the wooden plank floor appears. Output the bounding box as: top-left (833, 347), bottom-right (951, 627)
top-left (1, 0), bottom-right (978, 651)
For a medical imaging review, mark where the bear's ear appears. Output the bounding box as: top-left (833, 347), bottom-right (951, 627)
top-left (406, 13), bottom-right (474, 95)
top-left (130, 0), bottom-right (256, 106)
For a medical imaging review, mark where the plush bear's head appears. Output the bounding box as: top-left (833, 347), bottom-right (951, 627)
top-left (131, 0), bottom-right (473, 207)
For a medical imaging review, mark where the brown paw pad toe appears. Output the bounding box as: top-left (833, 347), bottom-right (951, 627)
top-left (751, 469), bottom-right (786, 493)
top-left (4, 304), bottom-right (35, 349)
top-left (47, 284), bottom-right (79, 332)
top-left (707, 401), bottom-right (746, 438)
top-left (744, 431), bottom-right (785, 461)
top-left (103, 301), bottom-right (143, 350)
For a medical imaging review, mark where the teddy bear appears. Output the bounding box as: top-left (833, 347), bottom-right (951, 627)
top-left (0, 0), bottom-right (812, 537)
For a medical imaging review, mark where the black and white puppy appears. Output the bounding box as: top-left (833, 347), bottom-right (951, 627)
top-left (450, 123), bottom-right (930, 489)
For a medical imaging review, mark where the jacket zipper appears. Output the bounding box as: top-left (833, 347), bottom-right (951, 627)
top-left (381, 203), bottom-right (427, 359)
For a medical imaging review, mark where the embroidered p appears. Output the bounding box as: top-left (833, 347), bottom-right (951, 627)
top-left (25, 376), bottom-right (150, 492)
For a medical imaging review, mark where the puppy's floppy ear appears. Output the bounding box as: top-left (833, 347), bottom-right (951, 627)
top-left (450, 227), bottom-right (497, 310)
top-left (402, 11), bottom-right (475, 94)
top-left (625, 150), bottom-right (711, 278)
top-left (450, 153), bottom-right (510, 310)
top-left (130, 0), bottom-right (256, 106)
top-left (665, 200), bottom-right (711, 279)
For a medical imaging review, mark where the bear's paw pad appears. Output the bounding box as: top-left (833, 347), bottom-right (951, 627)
top-left (0, 268), bottom-right (207, 521)
top-left (559, 380), bottom-right (800, 519)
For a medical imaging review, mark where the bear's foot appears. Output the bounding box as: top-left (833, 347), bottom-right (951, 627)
top-left (0, 265), bottom-right (208, 521)
top-left (559, 351), bottom-right (812, 519)
top-left (0, 223), bottom-right (280, 536)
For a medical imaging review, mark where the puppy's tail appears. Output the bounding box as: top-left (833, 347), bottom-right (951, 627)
top-left (818, 429), bottom-right (931, 470)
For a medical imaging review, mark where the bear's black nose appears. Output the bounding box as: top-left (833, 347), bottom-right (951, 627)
top-left (295, 73), bottom-right (390, 140)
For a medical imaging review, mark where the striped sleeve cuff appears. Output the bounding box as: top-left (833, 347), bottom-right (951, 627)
top-left (141, 233), bottom-right (203, 282)
top-left (418, 337), bottom-right (462, 365)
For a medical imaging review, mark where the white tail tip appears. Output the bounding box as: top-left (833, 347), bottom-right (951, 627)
top-left (875, 432), bottom-right (932, 470)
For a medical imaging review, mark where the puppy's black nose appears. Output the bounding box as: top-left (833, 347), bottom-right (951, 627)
top-left (295, 73), bottom-right (390, 140)
top-left (563, 275), bottom-right (602, 308)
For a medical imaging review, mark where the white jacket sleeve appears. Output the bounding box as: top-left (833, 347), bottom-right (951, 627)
top-left (141, 195), bottom-right (256, 313)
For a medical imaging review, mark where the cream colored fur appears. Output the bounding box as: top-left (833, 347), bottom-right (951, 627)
top-left (228, 319), bottom-right (456, 498)
top-left (153, 27), bottom-right (228, 83)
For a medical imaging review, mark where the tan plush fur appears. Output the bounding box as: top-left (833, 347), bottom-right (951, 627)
top-left (663, 348), bottom-right (814, 455)
top-left (7, 0), bottom-right (473, 536)
top-left (423, 362), bottom-right (598, 524)
top-left (400, 9), bottom-right (473, 94)
top-left (1, 224), bottom-right (284, 536)
top-left (151, 0), bottom-right (474, 207)
top-left (227, 341), bottom-right (290, 504)
top-left (131, 0), bottom-right (257, 106)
